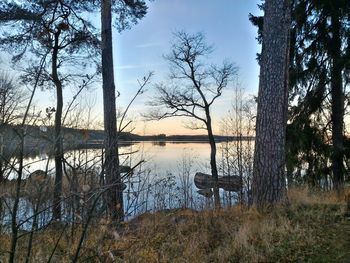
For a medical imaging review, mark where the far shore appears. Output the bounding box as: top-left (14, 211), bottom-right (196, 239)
top-left (0, 124), bottom-right (254, 158)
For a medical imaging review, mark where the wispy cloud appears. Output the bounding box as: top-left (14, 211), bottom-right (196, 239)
top-left (135, 42), bottom-right (163, 49)
top-left (116, 62), bottom-right (166, 70)
top-left (116, 65), bottom-right (141, 70)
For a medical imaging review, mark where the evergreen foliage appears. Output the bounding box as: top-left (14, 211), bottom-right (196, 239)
top-left (250, 0), bottom-right (350, 189)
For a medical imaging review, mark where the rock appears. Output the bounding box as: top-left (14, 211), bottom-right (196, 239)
top-left (29, 170), bottom-right (47, 183)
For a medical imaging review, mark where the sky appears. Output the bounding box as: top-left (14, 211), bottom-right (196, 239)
top-left (112, 0), bottom-right (263, 135)
top-left (1, 0), bottom-right (263, 136)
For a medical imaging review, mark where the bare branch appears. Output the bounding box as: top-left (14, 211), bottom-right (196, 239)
top-left (62, 72), bottom-right (97, 126)
top-left (118, 71), bottom-right (153, 134)
top-left (147, 31), bottom-right (237, 130)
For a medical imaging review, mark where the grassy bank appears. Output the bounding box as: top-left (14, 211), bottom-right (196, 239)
top-left (0, 188), bottom-right (349, 262)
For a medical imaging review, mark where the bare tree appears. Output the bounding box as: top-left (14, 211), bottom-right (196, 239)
top-left (0, 72), bottom-right (27, 125)
top-left (0, 72), bottom-right (27, 184)
top-left (252, 0), bottom-right (291, 209)
top-left (0, 1), bottom-right (101, 221)
top-left (219, 86), bottom-right (256, 206)
top-left (0, 72), bottom-right (28, 239)
top-left (8, 55), bottom-right (46, 263)
top-left (148, 31), bottom-right (237, 208)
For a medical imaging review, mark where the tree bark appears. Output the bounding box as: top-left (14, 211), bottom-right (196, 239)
top-left (252, 0), bottom-right (291, 210)
top-left (330, 10), bottom-right (344, 193)
top-left (205, 109), bottom-right (220, 208)
top-left (52, 30), bottom-right (63, 221)
top-left (101, 0), bottom-right (124, 223)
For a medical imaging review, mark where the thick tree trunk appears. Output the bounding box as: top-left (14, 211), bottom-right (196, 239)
top-left (52, 31), bottom-right (63, 221)
top-left (205, 110), bottom-right (221, 208)
top-left (252, 0), bottom-right (291, 210)
top-left (330, 11), bottom-right (344, 193)
top-left (101, 0), bottom-right (124, 222)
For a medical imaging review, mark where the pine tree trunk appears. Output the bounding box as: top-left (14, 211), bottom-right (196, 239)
top-left (252, 0), bottom-right (291, 210)
top-left (330, 10), bottom-right (344, 193)
top-left (101, 0), bottom-right (124, 222)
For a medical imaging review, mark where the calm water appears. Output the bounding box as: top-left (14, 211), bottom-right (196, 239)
top-left (10, 141), bottom-right (215, 179)
top-left (1, 141), bottom-right (252, 229)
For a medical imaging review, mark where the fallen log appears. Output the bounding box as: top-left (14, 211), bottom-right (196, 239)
top-left (218, 176), bottom-right (242, 192)
top-left (194, 172), bottom-right (242, 192)
top-left (194, 173), bottom-right (216, 190)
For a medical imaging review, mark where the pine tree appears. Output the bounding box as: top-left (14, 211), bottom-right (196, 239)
top-left (252, 0), bottom-right (291, 209)
top-left (250, 0), bottom-right (350, 190)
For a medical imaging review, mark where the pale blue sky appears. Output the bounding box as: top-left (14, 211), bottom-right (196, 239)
top-left (112, 0), bottom-right (263, 135)
top-left (2, 1), bottom-right (263, 135)
top-left (115, 0), bottom-right (262, 94)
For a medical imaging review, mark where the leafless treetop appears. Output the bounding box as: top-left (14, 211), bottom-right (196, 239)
top-left (147, 31), bottom-right (237, 129)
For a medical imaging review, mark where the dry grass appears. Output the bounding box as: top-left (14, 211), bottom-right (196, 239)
top-left (0, 187), bottom-right (349, 262)
top-left (111, 187), bottom-right (350, 263)
top-left (288, 186), bottom-right (348, 205)
top-left (117, 208), bottom-right (313, 262)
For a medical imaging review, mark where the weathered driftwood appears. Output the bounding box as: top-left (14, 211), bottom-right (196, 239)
top-left (194, 173), bottom-right (216, 190)
top-left (218, 176), bottom-right (242, 192)
top-left (194, 172), bottom-right (242, 193)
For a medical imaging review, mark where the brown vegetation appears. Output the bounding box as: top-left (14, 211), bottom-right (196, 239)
top-left (0, 187), bottom-right (349, 262)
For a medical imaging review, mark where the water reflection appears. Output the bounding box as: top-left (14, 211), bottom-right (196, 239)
top-left (1, 141), bottom-right (253, 229)
top-left (152, 141), bottom-right (166, 147)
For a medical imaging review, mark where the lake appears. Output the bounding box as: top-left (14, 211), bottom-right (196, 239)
top-left (8, 141), bottom-right (216, 179)
top-left (1, 140), bottom-right (254, 228)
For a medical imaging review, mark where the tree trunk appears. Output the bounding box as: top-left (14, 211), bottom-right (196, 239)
top-left (205, 110), bottom-right (221, 209)
top-left (52, 31), bottom-right (63, 221)
top-left (252, 0), bottom-right (291, 210)
top-left (101, 0), bottom-right (124, 223)
top-left (0, 133), bottom-right (3, 182)
top-left (330, 10), bottom-right (344, 193)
